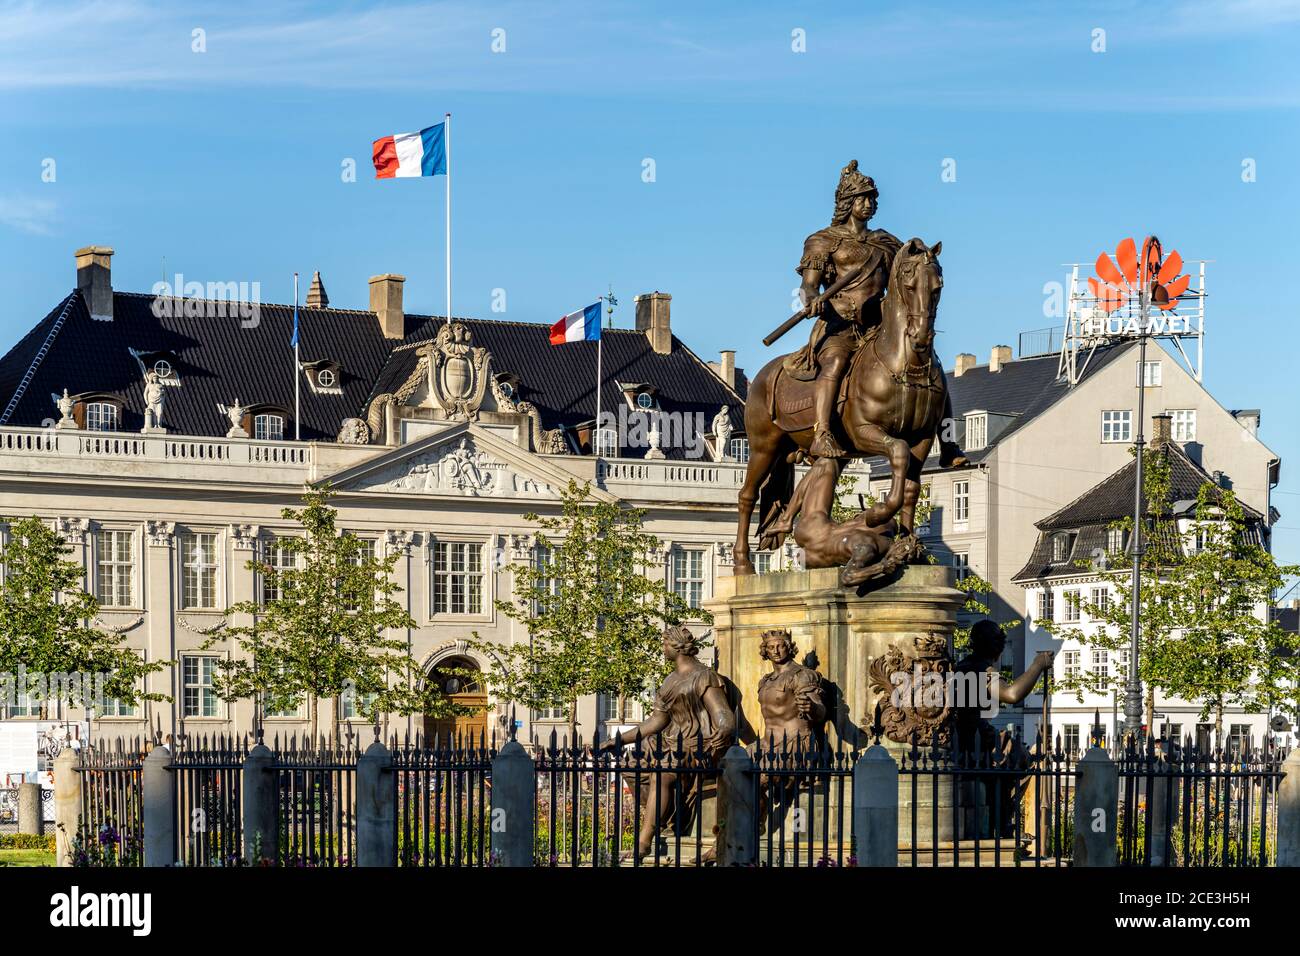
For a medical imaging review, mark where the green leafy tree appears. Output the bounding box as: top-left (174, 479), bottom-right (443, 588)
top-left (0, 516), bottom-right (164, 715)
top-left (472, 480), bottom-right (701, 738)
top-left (206, 488), bottom-right (452, 741)
top-left (1045, 449), bottom-right (1299, 741)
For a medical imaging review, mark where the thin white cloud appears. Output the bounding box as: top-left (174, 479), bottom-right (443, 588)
top-left (0, 195), bottom-right (58, 236)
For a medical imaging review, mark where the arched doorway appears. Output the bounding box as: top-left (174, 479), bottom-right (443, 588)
top-left (424, 656), bottom-right (489, 744)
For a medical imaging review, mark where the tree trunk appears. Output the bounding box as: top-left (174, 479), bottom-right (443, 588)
top-left (1214, 703), bottom-right (1224, 752)
top-left (568, 697), bottom-right (579, 749)
top-left (309, 696), bottom-right (318, 744)
top-left (1145, 686), bottom-right (1156, 738)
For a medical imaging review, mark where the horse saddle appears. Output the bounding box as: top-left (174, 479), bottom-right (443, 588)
top-left (770, 339), bottom-right (871, 433)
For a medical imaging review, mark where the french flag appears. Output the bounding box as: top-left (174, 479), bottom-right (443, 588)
top-left (550, 303), bottom-right (602, 345)
top-left (372, 123), bottom-right (447, 178)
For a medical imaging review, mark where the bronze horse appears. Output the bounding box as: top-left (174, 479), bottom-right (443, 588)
top-left (734, 238), bottom-right (956, 577)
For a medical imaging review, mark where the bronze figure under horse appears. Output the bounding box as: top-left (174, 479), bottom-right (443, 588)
top-left (734, 237), bottom-right (960, 580)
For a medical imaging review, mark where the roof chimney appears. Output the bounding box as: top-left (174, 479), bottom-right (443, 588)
top-left (1151, 413), bottom-right (1173, 447)
top-left (634, 292), bottom-right (672, 355)
top-left (75, 246), bottom-right (114, 321)
top-left (989, 345), bottom-right (1012, 373)
top-left (306, 271), bottom-right (329, 309)
top-left (954, 353), bottom-right (977, 377)
top-left (718, 350), bottom-right (736, 389)
top-left (368, 274), bottom-right (406, 340)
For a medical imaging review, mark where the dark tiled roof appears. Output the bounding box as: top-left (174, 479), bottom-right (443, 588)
top-left (1012, 441), bottom-right (1265, 582)
top-left (0, 289), bottom-right (744, 450)
top-left (1273, 606), bottom-right (1299, 633)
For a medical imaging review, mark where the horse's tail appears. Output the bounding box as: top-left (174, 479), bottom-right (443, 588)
top-left (755, 452), bottom-right (795, 552)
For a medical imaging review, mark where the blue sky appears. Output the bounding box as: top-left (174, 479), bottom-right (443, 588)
top-left (1, 0), bottom-right (1299, 574)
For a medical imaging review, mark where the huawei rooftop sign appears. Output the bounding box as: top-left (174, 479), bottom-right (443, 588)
top-left (1083, 235), bottom-right (1194, 336)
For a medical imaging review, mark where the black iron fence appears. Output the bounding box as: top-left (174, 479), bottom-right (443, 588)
top-left (66, 729), bottom-right (1294, 868)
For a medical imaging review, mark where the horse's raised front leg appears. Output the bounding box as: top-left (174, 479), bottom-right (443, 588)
top-left (851, 422), bottom-right (911, 528)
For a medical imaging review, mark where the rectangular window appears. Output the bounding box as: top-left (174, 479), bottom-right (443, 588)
top-left (1142, 361), bottom-right (1162, 387)
top-left (1038, 589), bottom-right (1055, 623)
top-left (952, 480), bottom-right (970, 525)
top-left (1106, 526), bottom-right (1128, 556)
top-left (341, 690), bottom-right (378, 721)
top-left (1101, 410), bottom-right (1132, 443)
top-left (182, 655), bottom-right (220, 718)
top-left (598, 694), bottom-right (642, 723)
top-left (6, 687), bottom-right (41, 718)
top-left (1091, 648), bottom-right (1109, 679)
top-left (180, 532), bottom-right (219, 609)
top-left (98, 694), bottom-right (138, 718)
top-left (533, 704), bottom-right (566, 722)
top-left (1062, 589), bottom-right (1081, 623)
top-left (254, 414), bottom-right (285, 441)
top-left (1091, 587), bottom-right (1110, 615)
top-left (1169, 409), bottom-right (1196, 442)
top-left (1166, 723), bottom-right (1182, 744)
top-left (964, 414), bottom-right (987, 451)
top-left (672, 548), bottom-right (706, 609)
top-left (1061, 649), bottom-right (1080, 679)
top-left (728, 438), bottom-right (750, 464)
top-left (1228, 724), bottom-right (1251, 755)
top-left (95, 529), bottom-right (134, 607)
top-left (951, 552), bottom-right (969, 581)
top-left (260, 537), bottom-right (296, 605)
top-left (343, 538), bottom-right (377, 612)
top-left (914, 483), bottom-right (933, 535)
top-left (433, 541), bottom-right (484, 615)
top-left (753, 551), bottom-right (773, 575)
top-left (86, 402), bottom-right (119, 432)
top-left (1063, 724), bottom-right (1080, 754)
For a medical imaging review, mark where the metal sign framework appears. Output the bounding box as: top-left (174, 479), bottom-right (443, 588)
top-left (1058, 259), bottom-right (1209, 386)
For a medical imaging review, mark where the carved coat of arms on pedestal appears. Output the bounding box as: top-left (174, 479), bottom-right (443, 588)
top-left (867, 632), bottom-right (953, 748)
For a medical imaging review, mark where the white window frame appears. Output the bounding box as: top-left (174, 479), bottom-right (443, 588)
top-left (752, 551), bottom-right (775, 575)
top-left (85, 401), bottom-right (119, 432)
top-left (1051, 533), bottom-right (1073, 563)
top-left (1101, 409), bottom-right (1132, 443)
top-left (181, 654), bottom-right (223, 719)
top-left (94, 528), bottom-right (137, 609)
top-left (260, 536), bottom-right (298, 606)
top-left (1142, 360), bottom-right (1162, 387)
top-left (1062, 589), bottom-right (1081, 623)
top-left (671, 546), bottom-right (707, 610)
top-left (1170, 409), bottom-right (1197, 442)
top-left (964, 413), bottom-right (987, 451)
top-left (96, 656), bottom-right (145, 719)
top-left (729, 437), bottom-right (750, 464)
top-left (951, 551), bottom-right (970, 581)
top-left (254, 413), bottom-right (285, 441)
top-left (430, 538), bottom-right (489, 619)
top-left (594, 427), bottom-right (618, 458)
top-left (179, 530), bottom-right (221, 611)
top-left (1106, 526), bottom-right (1128, 555)
top-left (1090, 586), bottom-right (1110, 616)
top-left (1038, 589), bottom-right (1055, 623)
top-left (343, 536), bottom-right (378, 613)
top-left (1091, 648), bottom-right (1109, 679)
top-left (598, 693), bottom-right (643, 724)
top-left (952, 479), bottom-right (970, 528)
top-left (1061, 650), bottom-right (1080, 680)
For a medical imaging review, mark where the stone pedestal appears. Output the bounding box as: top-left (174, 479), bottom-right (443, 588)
top-left (707, 564), bottom-right (965, 848)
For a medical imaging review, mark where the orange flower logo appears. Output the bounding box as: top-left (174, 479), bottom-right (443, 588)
top-left (1088, 236), bottom-right (1190, 313)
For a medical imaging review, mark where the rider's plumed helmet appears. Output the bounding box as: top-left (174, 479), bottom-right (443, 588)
top-left (835, 159), bottom-right (878, 204)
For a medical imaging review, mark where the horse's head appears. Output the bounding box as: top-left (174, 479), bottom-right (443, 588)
top-left (890, 238), bottom-right (943, 357)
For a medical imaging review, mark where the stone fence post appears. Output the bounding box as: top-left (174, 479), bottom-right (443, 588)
top-left (53, 749), bottom-right (81, 867)
top-left (853, 744), bottom-right (899, 866)
top-left (17, 781), bottom-right (43, 835)
top-left (490, 740), bottom-right (535, 867)
top-left (1073, 745), bottom-right (1118, 867)
top-left (1278, 747), bottom-right (1300, 867)
top-left (717, 745), bottom-right (757, 866)
top-left (356, 737), bottom-right (396, 867)
top-left (241, 743), bottom-right (277, 864)
top-left (141, 745), bottom-right (176, 867)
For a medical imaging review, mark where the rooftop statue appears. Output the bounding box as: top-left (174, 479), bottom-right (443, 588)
top-left (734, 161), bottom-right (968, 584)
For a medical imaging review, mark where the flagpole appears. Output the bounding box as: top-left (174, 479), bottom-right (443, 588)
top-left (596, 332), bottom-right (603, 456)
top-left (293, 271), bottom-right (300, 440)
top-left (445, 112), bottom-right (452, 326)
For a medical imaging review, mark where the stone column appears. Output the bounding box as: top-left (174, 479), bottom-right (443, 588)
top-left (17, 782), bottom-right (43, 835)
top-left (853, 745), bottom-right (898, 866)
top-left (241, 743), bottom-right (277, 864)
top-left (356, 737), bottom-right (396, 866)
top-left (1073, 745), bottom-right (1118, 867)
top-left (490, 739), bottom-right (536, 867)
top-left (53, 749), bottom-right (81, 867)
top-left (141, 745), bottom-right (176, 867)
top-left (717, 745), bottom-right (757, 866)
top-left (1278, 747), bottom-right (1300, 867)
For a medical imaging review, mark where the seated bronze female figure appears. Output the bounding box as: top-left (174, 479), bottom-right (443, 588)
top-left (602, 625), bottom-right (735, 859)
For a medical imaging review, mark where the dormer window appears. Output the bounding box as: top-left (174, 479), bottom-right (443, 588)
top-left (965, 412), bottom-right (988, 451)
top-left (1051, 532), bottom-right (1075, 563)
top-left (130, 349), bottom-right (182, 386)
top-left (302, 360), bottom-right (342, 394)
top-left (594, 427), bottom-right (618, 458)
top-left (498, 380), bottom-right (514, 400)
top-left (86, 401), bottom-right (120, 432)
top-left (254, 413), bottom-right (285, 441)
top-left (153, 359), bottom-right (174, 381)
top-left (636, 392), bottom-right (654, 410)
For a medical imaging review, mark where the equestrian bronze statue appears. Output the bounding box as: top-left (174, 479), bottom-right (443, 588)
top-left (734, 160), bottom-right (967, 583)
